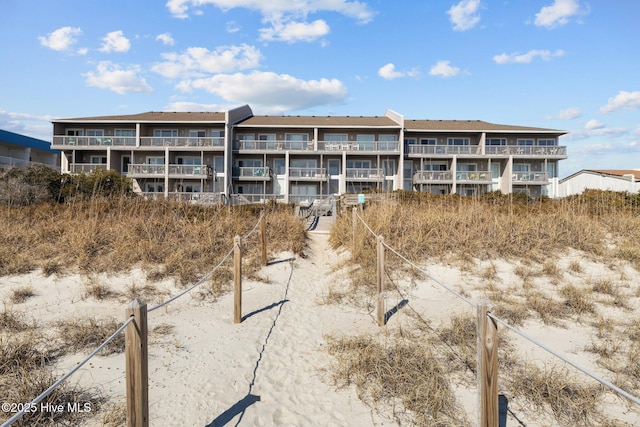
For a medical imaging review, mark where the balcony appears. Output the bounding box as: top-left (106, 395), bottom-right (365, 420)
top-left (289, 167), bottom-right (327, 181)
top-left (345, 168), bottom-right (384, 181)
top-left (455, 170), bottom-right (492, 183)
top-left (233, 140), bottom-right (313, 152)
top-left (318, 141), bottom-right (400, 153)
top-left (485, 146), bottom-right (567, 157)
top-left (512, 172), bottom-right (549, 184)
top-left (232, 166), bottom-right (271, 181)
top-left (407, 145), bottom-right (481, 157)
top-left (69, 163), bottom-right (110, 174)
top-left (139, 137), bottom-right (225, 149)
top-left (413, 170), bottom-right (453, 184)
top-left (127, 164), bottom-right (213, 179)
top-left (52, 136), bottom-right (136, 148)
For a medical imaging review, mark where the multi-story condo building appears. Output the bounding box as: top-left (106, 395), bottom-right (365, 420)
top-left (51, 105), bottom-right (567, 203)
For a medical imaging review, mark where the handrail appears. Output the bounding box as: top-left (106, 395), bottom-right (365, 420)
top-left (352, 210), bottom-right (640, 408)
top-left (1, 317), bottom-right (134, 427)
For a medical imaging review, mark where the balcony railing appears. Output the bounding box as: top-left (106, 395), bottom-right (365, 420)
top-left (52, 136), bottom-right (136, 147)
top-left (232, 166), bottom-right (271, 180)
top-left (318, 141), bottom-right (400, 152)
top-left (512, 172), bottom-right (549, 183)
top-left (233, 140), bottom-right (313, 151)
top-left (485, 146), bottom-right (567, 156)
top-left (345, 168), bottom-right (384, 181)
top-left (288, 167), bottom-right (327, 180)
top-left (127, 164), bottom-right (165, 175)
top-left (413, 170), bottom-right (453, 184)
top-left (69, 163), bottom-right (109, 173)
top-left (127, 164), bottom-right (213, 177)
top-left (229, 193), bottom-right (286, 205)
top-left (139, 137), bottom-right (225, 148)
top-left (407, 145), bottom-right (481, 156)
top-left (455, 170), bottom-right (492, 182)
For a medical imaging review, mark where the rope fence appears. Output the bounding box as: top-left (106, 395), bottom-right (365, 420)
top-left (350, 206), bottom-right (640, 426)
top-left (2, 212), bottom-right (269, 427)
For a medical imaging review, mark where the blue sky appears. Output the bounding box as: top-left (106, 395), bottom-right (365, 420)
top-left (0, 0), bottom-right (638, 177)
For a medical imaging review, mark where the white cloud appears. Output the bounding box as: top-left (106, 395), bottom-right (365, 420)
top-left (0, 109), bottom-right (54, 141)
top-left (584, 119), bottom-right (605, 130)
top-left (493, 49), bottom-right (565, 64)
top-left (547, 107), bottom-right (582, 120)
top-left (378, 63), bottom-right (419, 80)
top-left (84, 61), bottom-right (153, 94)
top-left (259, 19), bottom-right (330, 42)
top-left (156, 33), bottom-right (175, 46)
top-left (428, 60), bottom-right (461, 78)
top-left (151, 44), bottom-right (262, 79)
top-left (226, 21), bottom-right (240, 33)
top-left (166, 0), bottom-right (374, 23)
top-left (38, 26), bottom-right (82, 51)
top-left (179, 71), bottom-right (347, 114)
top-left (534, 0), bottom-right (586, 28)
top-left (165, 101), bottom-right (231, 112)
top-left (99, 30), bottom-right (131, 53)
top-left (447, 0), bottom-right (481, 31)
top-left (599, 91), bottom-right (640, 114)
top-left (77, 47), bottom-right (89, 55)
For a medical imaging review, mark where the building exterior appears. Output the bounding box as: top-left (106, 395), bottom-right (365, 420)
top-left (0, 129), bottom-right (60, 169)
top-left (51, 105), bottom-right (567, 204)
top-left (558, 169), bottom-right (640, 197)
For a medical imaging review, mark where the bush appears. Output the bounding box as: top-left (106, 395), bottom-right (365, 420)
top-left (0, 164), bottom-right (62, 205)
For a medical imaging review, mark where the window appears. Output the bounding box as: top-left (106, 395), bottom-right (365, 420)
top-left (90, 156), bottom-right (107, 164)
top-left (273, 158), bottom-right (285, 175)
top-left (491, 163), bottom-right (501, 178)
top-left (211, 130), bottom-right (225, 138)
top-left (285, 133), bottom-right (309, 141)
top-left (379, 135), bottom-right (397, 141)
top-left (422, 162), bottom-right (447, 171)
top-left (347, 160), bottom-right (372, 169)
top-left (176, 156), bottom-right (201, 165)
top-left (456, 163), bottom-right (477, 172)
top-left (357, 135), bottom-right (375, 150)
top-left (325, 134), bottom-right (347, 142)
top-left (214, 156), bottom-right (224, 173)
top-left (513, 164), bottom-right (530, 172)
top-left (546, 163), bottom-right (556, 178)
top-left (291, 159), bottom-right (317, 168)
top-left (154, 129), bottom-right (178, 138)
top-left (517, 139), bottom-right (534, 146)
top-left (259, 134), bottom-right (276, 149)
top-left (87, 129), bottom-right (104, 145)
top-left (147, 157), bottom-right (165, 165)
top-left (382, 159), bottom-right (396, 175)
top-left (291, 185), bottom-right (317, 196)
top-left (189, 130), bottom-right (206, 138)
top-left (115, 129), bottom-right (135, 137)
top-left (447, 138), bottom-right (469, 146)
top-left (67, 129), bottom-right (84, 136)
top-left (537, 139), bottom-right (556, 146)
top-left (419, 138), bottom-right (437, 145)
top-left (403, 161), bottom-right (413, 191)
top-left (237, 159), bottom-right (263, 167)
top-left (328, 159), bottom-right (340, 175)
top-left (486, 138), bottom-right (506, 146)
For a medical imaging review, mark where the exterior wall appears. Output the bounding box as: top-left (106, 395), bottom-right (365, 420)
top-left (558, 172), bottom-right (640, 197)
top-left (50, 110), bottom-right (567, 203)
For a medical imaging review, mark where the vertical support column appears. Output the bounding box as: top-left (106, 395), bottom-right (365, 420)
top-left (377, 235), bottom-right (385, 327)
top-left (478, 302), bottom-right (499, 427)
top-left (260, 212), bottom-right (267, 266)
top-left (125, 299), bottom-right (148, 427)
top-left (234, 235), bottom-right (242, 324)
top-left (352, 207), bottom-right (357, 259)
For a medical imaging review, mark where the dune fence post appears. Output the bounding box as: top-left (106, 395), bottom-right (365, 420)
top-left (352, 206), bottom-right (357, 259)
top-left (477, 301), bottom-right (498, 427)
top-left (125, 299), bottom-right (148, 427)
top-left (234, 235), bottom-right (242, 324)
top-left (377, 235), bottom-right (385, 326)
top-left (260, 212), bottom-right (267, 266)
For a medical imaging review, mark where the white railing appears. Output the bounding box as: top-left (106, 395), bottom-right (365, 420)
top-left (455, 170), bottom-right (492, 181)
top-left (512, 171), bottom-right (548, 183)
top-left (139, 137), bottom-right (224, 148)
top-left (127, 164), bottom-right (165, 175)
top-left (412, 170), bottom-right (453, 182)
top-left (0, 156), bottom-right (57, 169)
top-left (232, 166), bottom-right (270, 178)
top-left (345, 168), bottom-right (384, 180)
top-left (288, 167), bottom-right (327, 179)
top-left (234, 140), bottom-right (313, 151)
top-left (318, 141), bottom-right (400, 152)
top-left (407, 145), bottom-right (480, 156)
top-left (69, 163), bottom-right (109, 173)
top-left (228, 193), bottom-right (286, 205)
top-left (52, 136), bottom-right (136, 147)
top-left (485, 146), bottom-right (567, 156)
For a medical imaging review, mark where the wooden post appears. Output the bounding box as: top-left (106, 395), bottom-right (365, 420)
top-left (352, 207), bottom-right (357, 259)
top-left (377, 235), bottom-right (385, 326)
top-left (234, 235), bottom-right (242, 324)
top-left (478, 302), bottom-right (499, 427)
top-left (260, 212), bottom-right (267, 266)
top-left (125, 299), bottom-right (148, 427)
